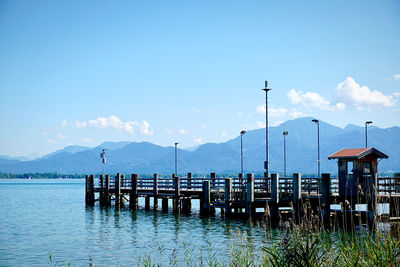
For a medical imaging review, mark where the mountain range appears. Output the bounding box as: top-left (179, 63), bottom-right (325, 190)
top-left (0, 117), bottom-right (399, 175)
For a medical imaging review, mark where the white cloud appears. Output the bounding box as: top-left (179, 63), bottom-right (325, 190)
top-left (139, 120), bottom-right (154, 136)
top-left (393, 92), bottom-right (400, 98)
top-left (74, 121), bottom-right (87, 129)
top-left (256, 121), bottom-right (266, 128)
top-left (335, 77), bottom-right (395, 109)
top-left (57, 133), bottom-right (67, 140)
top-left (237, 112), bottom-right (244, 117)
top-left (289, 108), bottom-right (305, 118)
top-left (178, 128), bottom-right (190, 135)
top-left (80, 138), bottom-right (92, 143)
top-left (393, 74), bottom-right (400, 81)
top-left (221, 130), bottom-right (229, 138)
top-left (74, 115), bottom-right (153, 136)
top-left (256, 105), bottom-right (287, 117)
top-left (194, 137), bottom-right (204, 145)
top-left (190, 107), bottom-right (200, 113)
top-left (287, 88), bottom-right (346, 111)
top-left (271, 121), bottom-right (284, 127)
top-left (61, 119), bottom-right (67, 127)
top-left (165, 129), bottom-right (174, 135)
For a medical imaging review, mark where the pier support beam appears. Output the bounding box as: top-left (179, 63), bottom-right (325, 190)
top-left (104, 174), bottom-right (110, 206)
top-left (182, 198), bottom-right (192, 213)
top-left (270, 173), bottom-right (279, 224)
top-left (321, 173), bottom-right (331, 228)
top-left (225, 178), bottom-right (232, 215)
top-left (201, 180), bottom-right (211, 215)
top-left (246, 174), bottom-right (255, 217)
top-left (173, 175), bottom-right (181, 213)
top-left (293, 173), bottom-right (302, 222)
top-left (130, 174), bottom-right (138, 210)
top-left (115, 173), bottom-right (121, 208)
top-left (187, 172), bottom-right (192, 190)
top-left (153, 174), bottom-right (158, 210)
top-left (162, 198), bottom-right (169, 212)
top-left (99, 175), bottom-right (104, 206)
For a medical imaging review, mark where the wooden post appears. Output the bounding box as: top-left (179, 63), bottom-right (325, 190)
top-left (162, 198), bottom-right (169, 212)
top-left (368, 171), bottom-right (377, 228)
top-left (210, 172), bottom-right (216, 189)
top-left (182, 198), bottom-right (192, 213)
top-left (270, 173), bottom-right (279, 223)
top-left (145, 196), bottom-right (150, 210)
top-left (85, 175), bottom-right (89, 204)
top-left (99, 174), bottom-right (104, 206)
top-left (390, 173), bottom-right (400, 217)
top-left (201, 180), bottom-right (210, 214)
top-left (173, 175), bottom-right (181, 212)
top-left (293, 173), bottom-right (302, 221)
top-left (115, 173), bottom-right (121, 208)
top-left (187, 172), bottom-right (192, 190)
top-left (321, 173), bottom-right (331, 228)
top-left (130, 174), bottom-right (138, 210)
top-left (153, 174), bottom-right (158, 210)
top-left (246, 174), bottom-right (255, 217)
top-left (120, 174), bottom-right (125, 205)
top-left (105, 175), bottom-right (110, 206)
top-left (225, 178), bottom-right (232, 215)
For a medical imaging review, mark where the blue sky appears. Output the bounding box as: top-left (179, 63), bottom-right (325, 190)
top-left (0, 0), bottom-right (399, 157)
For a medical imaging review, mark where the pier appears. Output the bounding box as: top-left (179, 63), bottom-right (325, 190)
top-left (85, 172), bottom-right (400, 228)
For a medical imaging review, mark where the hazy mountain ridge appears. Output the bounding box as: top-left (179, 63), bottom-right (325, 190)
top-left (0, 118), bottom-right (398, 175)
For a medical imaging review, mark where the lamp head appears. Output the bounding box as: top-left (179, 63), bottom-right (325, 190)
top-left (312, 119), bottom-right (319, 124)
top-left (283, 131), bottom-right (288, 135)
top-left (175, 142), bottom-right (179, 146)
top-left (240, 130), bottom-right (246, 135)
top-left (365, 121), bottom-right (373, 125)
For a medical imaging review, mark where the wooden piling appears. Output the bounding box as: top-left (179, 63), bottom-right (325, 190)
top-left (368, 171), bottom-right (377, 228)
top-left (85, 175), bottom-right (89, 204)
top-left (187, 172), bottom-right (192, 190)
top-left (145, 196), bottom-right (150, 210)
top-left (153, 174), bottom-right (158, 210)
top-left (115, 173), bottom-right (121, 208)
top-left (210, 172), bottom-right (216, 189)
top-left (390, 173), bottom-right (400, 217)
top-left (246, 173), bottom-right (255, 217)
top-left (99, 174), bottom-right (104, 206)
top-left (162, 198), bottom-right (168, 212)
top-left (225, 178), bottom-right (232, 215)
top-left (321, 173), bottom-right (331, 228)
top-left (120, 174), bottom-right (125, 205)
top-left (105, 174), bottom-right (110, 206)
top-left (173, 175), bottom-right (181, 213)
top-left (270, 173), bottom-right (279, 223)
top-left (201, 180), bottom-right (210, 214)
top-left (293, 173), bottom-right (302, 222)
top-left (182, 198), bottom-right (191, 213)
top-left (130, 174), bottom-right (138, 210)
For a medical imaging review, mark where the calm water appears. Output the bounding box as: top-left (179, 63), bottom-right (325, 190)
top-left (0, 179), bottom-right (272, 266)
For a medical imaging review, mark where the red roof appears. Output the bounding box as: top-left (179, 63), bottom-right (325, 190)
top-left (328, 148), bottom-right (388, 160)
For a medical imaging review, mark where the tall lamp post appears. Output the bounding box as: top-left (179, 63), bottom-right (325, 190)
top-left (174, 142), bottom-right (179, 176)
top-left (262, 81), bottom-right (272, 178)
top-left (240, 130), bottom-right (246, 178)
top-left (100, 149), bottom-right (106, 176)
top-left (365, 121), bottom-right (372, 148)
top-left (312, 119), bottom-right (320, 178)
top-left (283, 131), bottom-right (288, 178)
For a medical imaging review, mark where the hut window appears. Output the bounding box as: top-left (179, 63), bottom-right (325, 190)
top-left (347, 161), bottom-right (353, 175)
top-left (363, 162), bottom-right (371, 175)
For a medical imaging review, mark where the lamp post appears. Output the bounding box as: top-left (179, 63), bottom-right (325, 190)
top-left (240, 130), bottom-right (246, 177)
top-left (312, 119), bottom-right (320, 178)
top-left (365, 121), bottom-right (372, 148)
top-left (100, 149), bottom-right (106, 176)
top-left (283, 131), bottom-right (288, 178)
top-left (174, 142), bottom-right (179, 176)
top-left (262, 81), bottom-right (272, 178)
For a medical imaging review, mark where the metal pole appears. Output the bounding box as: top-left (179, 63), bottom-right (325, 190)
top-left (365, 121), bottom-right (372, 148)
top-left (283, 131), bottom-right (288, 178)
top-left (240, 131), bottom-right (246, 177)
top-left (317, 123), bottom-right (320, 179)
top-left (262, 81), bottom-right (271, 177)
top-left (175, 142), bottom-right (178, 176)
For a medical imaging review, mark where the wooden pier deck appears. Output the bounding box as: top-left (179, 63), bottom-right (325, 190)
top-left (85, 172), bottom-right (400, 227)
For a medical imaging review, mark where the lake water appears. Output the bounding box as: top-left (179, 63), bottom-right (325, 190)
top-left (0, 179), bottom-right (273, 266)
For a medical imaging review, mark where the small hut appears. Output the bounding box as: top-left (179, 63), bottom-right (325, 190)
top-left (328, 148), bottom-right (388, 198)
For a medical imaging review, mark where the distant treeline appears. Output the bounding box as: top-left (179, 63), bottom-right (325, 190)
top-left (0, 172), bottom-right (86, 179)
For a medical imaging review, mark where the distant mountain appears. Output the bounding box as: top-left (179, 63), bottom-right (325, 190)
top-left (0, 117), bottom-right (398, 175)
